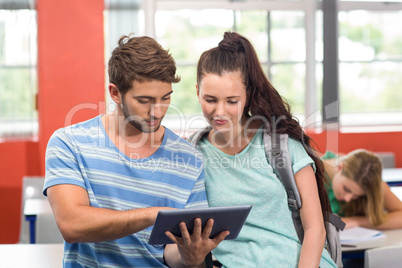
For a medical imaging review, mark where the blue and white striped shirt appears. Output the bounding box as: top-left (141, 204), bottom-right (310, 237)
top-left (44, 115), bottom-right (207, 268)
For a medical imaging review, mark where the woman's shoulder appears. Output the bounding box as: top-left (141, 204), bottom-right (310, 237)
top-left (322, 151), bottom-right (337, 160)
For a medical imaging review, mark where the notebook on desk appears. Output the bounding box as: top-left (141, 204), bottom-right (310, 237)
top-left (340, 227), bottom-right (386, 245)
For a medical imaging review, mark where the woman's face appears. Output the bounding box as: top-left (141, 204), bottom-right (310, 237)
top-left (332, 167), bottom-right (365, 202)
top-left (197, 71), bottom-right (247, 134)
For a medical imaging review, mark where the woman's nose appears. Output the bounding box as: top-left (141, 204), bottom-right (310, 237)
top-left (344, 193), bottom-right (353, 202)
top-left (215, 102), bottom-right (226, 116)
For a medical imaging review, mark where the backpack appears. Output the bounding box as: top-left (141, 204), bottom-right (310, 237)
top-left (188, 124), bottom-right (346, 267)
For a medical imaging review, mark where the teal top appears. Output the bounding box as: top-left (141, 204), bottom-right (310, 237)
top-left (322, 151), bottom-right (342, 215)
top-left (197, 129), bottom-right (336, 268)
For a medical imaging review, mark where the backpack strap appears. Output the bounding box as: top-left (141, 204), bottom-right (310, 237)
top-left (263, 122), bottom-right (304, 242)
top-left (187, 126), bottom-right (212, 146)
top-left (271, 132), bottom-right (302, 211)
top-left (327, 212), bottom-right (346, 231)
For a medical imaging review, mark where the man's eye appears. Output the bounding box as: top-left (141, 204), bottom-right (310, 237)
top-left (161, 97), bottom-right (170, 102)
top-left (138, 99), bottom-right (149, 104)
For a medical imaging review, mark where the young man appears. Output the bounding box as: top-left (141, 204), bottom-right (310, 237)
top-left (44, 35), bottom-right (228, 268)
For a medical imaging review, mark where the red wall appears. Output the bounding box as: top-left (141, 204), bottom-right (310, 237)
top-left (0, 0), bottom-right (104, 243)
top-left (308, 130), bottom-right (402, 166)
top-left (0, 141), bottom-right (40, 243)
top-left (37, 0), bottom-right (106, 175)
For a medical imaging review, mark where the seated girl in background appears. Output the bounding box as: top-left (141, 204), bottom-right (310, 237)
top-left (322, 149), bottom-right (402, 229)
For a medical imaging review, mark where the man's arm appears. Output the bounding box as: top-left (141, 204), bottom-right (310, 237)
top-left (47, 184), bottom-right (170, 243)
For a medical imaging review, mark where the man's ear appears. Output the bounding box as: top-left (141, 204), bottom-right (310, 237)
top-left (109, 83), bottom-right (122, 104)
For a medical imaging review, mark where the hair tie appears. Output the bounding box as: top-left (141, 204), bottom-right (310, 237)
top-left (218, 32), bottom-right (244, 52)
top-left (218, 41), bottom-right (239, 52)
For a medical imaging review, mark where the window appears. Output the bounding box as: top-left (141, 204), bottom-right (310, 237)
top-left (338, 10), bottom-right (402, 126)
top-left (104, 0), bottom-right (402, 131)
top-left (155, 8), bottom-right (310, 134)
top-left (104, 0), bottom-right (144, 115)
top-left (0, 5), bottom-right (37, 138)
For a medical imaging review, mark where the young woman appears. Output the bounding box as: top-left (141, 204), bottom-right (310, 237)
top-left (323, 149), bottom-right (402, 229)
top-left (190, 31), bottom-right (336, 267)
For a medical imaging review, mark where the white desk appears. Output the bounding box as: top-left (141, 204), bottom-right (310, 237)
top-left (391, 186), bottom-right (402, 201)
top-left (342, 229), bottom-right (402, 253)
top-left (24, 199), bottom-right (53, 244)
top-left (0, 243), bottom-right (63, 268)
top-left (383, 168), bottom-right (402, 186)
top-left (24, 199), bottom-right (52, 215)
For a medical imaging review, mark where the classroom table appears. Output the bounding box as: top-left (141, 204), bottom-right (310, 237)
top-left (24, 198), bottom-right (53, 244)
top-left (391, 186), bottom-right (402, 201)
top-left (342, 229), bottom-right (402, 253)
top-left (382, 168), bottom-right (402, 186)
top-left (0, 243), bottom-right (63, 268)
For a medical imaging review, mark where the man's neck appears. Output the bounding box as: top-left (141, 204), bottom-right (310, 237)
top-left (101, 113), bottom-right (165, 159)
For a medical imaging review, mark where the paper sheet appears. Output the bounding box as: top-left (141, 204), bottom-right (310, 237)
top-left (340, 227), bottom-right (386, 244)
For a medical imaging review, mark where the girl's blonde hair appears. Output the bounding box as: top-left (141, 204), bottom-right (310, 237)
top-left (339, 149), bottom-right (386, 226)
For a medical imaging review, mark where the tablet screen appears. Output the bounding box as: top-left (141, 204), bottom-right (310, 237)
top-left (148, 205), bottom-right (252, 245)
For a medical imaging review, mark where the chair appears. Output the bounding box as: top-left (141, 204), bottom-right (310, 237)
top-left (364, 244), bottom-right (402, 268)
top-left (375, 152), bottom-right (396, 169)
top-left (19, 176), bottom-right (63, 244)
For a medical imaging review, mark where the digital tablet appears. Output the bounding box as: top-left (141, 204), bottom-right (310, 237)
top-left (148, 205), bottom-right (252, 245)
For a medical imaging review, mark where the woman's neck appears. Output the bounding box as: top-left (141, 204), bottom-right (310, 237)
top-left (208, 119), bottom-right (262, 155)
top-left (323, 159), bottom-right (339, 182)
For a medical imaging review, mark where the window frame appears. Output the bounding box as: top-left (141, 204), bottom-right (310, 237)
top-left (105, 0), bottom-right (402, 132)
top-left (0, 1), bottom-right (38, 139)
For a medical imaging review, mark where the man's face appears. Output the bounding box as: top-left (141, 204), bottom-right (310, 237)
top-left (120, 80), bottom-right (172, 133)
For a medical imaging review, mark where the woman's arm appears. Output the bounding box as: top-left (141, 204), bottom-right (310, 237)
top-left (377, 182), bottom-right (402, 229)
top-left (295, 165), bottom-right (326, 268)
top-left (343, 181), bottom-right (402, 229)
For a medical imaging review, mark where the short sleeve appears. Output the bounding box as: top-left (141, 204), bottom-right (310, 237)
top-left (184, 167), bottom-right (208, 209)
top-left (43, 129), bottom-right (86, 196)
top-left (322, 151), bottom-right (337, 160)
top-left (288, 137), bottom-right (315, 174)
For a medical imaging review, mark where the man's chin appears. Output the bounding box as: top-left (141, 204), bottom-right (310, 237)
top-left (130, 121), bottom-right (161, 133)
top-left (143, 125), bottom-right (161, 133)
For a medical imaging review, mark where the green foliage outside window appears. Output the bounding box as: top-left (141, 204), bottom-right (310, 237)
top-left (0, 68), bottom-right (36, 119)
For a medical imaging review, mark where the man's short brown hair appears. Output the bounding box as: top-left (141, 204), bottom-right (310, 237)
top-left (108, 35), bottom-right (180, 96)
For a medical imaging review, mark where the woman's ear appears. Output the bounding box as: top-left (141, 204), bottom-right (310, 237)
top-left (109, 83), bottom-right (121, 104)
top-left (196, 84), bottom-right (201, 101)
top-left (337, 162), bottom-right (344, 172)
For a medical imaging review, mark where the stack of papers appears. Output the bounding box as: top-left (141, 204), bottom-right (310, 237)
top-left (340, 227), bottom-right (386, 245)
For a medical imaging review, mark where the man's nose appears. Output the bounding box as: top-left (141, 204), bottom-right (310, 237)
top-left (150, 103), bottom-right (166, 118)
